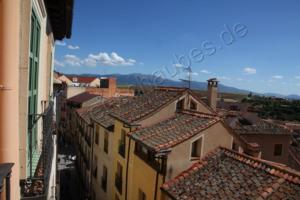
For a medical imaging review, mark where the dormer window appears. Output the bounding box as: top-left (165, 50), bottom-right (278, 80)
top-left (190, 100), bottom-right (197, 110)
top-left (176, 99), bottom-right (184, 111)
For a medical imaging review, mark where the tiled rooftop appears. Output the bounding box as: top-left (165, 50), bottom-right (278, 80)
top-left (65, 75), bottom-right (98, 83)
top-left (67, 92), bottom-right (99, 105)
top-left (111, 87), bottom-right (188, 124)
top-left (234, 120), bottom-right (292, 135)
top-left (77, 97), bottom-right (132, 127)
top-left (161, 147), bottom-right (300, 200)
top-left (129, 110), bottom-right (220, 151)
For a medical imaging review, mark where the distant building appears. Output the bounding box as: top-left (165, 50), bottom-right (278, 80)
top-left (230, 118), bottom-right (292, 166)
top-left (64, 92), bottom-right (104, 144)
top-left (57, 74), bottom-right (101, 87)
top-left (161, 147), bottom-right (300, 199)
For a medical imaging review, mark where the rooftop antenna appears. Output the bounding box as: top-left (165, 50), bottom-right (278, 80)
top-left (179, 66), bottom-right (192, 89)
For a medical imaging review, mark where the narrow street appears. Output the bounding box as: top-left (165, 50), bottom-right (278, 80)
top-left (57, 137), bottom-right (81, 200)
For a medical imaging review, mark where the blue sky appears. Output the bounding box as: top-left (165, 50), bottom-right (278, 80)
top-left (54, 0), bottom-right (300, 95)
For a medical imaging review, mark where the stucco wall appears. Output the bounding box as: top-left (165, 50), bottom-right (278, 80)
top-left (166, 122), bottom-right (233, 180)
top-left (92, 124), bottom-right (114, 200)
top-left (66, 86), bottom-right (86, 98)
top-left (127, 140), bottom-right (164, 200)
top-left (0, 0), bottom-right (21, 199)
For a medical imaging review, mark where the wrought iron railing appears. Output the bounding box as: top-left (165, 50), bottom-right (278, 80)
top-left (20, 102), bottom-right (54, 200)
top-left (0, 163), bottom-right (14, 200)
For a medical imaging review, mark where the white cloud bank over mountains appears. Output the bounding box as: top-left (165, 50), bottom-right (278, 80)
top-left (55, 52), bottom-right (137, 67)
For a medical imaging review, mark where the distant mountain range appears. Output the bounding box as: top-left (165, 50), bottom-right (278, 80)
top-left (65, 72), bottom-right (300, 100)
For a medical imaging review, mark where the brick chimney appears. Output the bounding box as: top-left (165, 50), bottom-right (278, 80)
top-left (207, 78), bottom-right (218, 111)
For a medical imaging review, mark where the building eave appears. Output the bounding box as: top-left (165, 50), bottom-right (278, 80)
top-left (44, 0), bottom-right (74, 40)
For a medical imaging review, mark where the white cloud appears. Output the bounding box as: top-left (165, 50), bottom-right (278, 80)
top-left (272, 75), bottom-right (283, 79)
top-left (295, 76), bottom-right (300, 79)
top-left (64, 54), bottom-right (82, 66)
top-left (88, 52), bottom-right (136, 66)
top-left (243, 67), bottom-right (256, 75)
top-left (187, 71), bottom-right (198, 76)
top-left (55, 41), bottom-right (66, 46)
top-left (67, 45), bottom-right (80, 50)
top-left (237, 78), bottom-right (243, 81)
top-left (55, 52), bottom-right (137, 67)
top-left (200, 69), bottom-right (211, 74)
top-left (218, 76), bottom-right (231, 80)
top-left (173, 63), bottom-right (184, 68)
top-left (82, 57), bottom-right (97, 67)
top-left (54, 59), bottom-right (64, 67)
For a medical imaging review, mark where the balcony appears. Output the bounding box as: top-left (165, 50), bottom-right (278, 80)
top-left (134, 143), bottom-right (164, 173)
top-left (118, 140), bottom-right (125, 158)
top-left (0, 163), bottom-right (14, 200)
top-left (20, 102), bottom-right (55, 200)
top-left (115, 174), bottom-right (122, 194)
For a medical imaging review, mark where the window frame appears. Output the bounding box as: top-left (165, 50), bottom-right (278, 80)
top-left (190, 136), bottom-right (203, 160)
top-left (274, 144), bottom-right (283, 156)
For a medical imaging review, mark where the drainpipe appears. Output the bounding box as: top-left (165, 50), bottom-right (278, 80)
top-left (89, 123), bottom-right (94, 199)
top-left (125, 127), bottom-right (132, 200)
top-left (0, 0), bottom-right (20, 199)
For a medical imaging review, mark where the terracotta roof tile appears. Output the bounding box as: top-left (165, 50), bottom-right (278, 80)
top-left (111, 88), bottom-right (187, 124)
top-left (66, 75), bottom-right (97, 84)
top-left (67, 92), bottom-right (99, 105)
top-left (234, 119), bottom-right (292, 135)
top-left (161, 147), bottom-right (300, 200)
top-left (77, 97), bottom-right (133, 127)
top-left (129, 110), bottom-right (220, 151)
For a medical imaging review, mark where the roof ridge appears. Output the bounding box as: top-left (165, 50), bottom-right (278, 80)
top-left (180, 109), bottom-right (219, 119)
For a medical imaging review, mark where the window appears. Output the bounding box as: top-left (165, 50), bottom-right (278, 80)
top-left (101, 165), bottom-right (108, 192)
top-left (191, 137), bottom-right (202, 158)
top-left (27, 9), bottom-right (41, 159)
top-left (95, 127), bottom-right (99, 145)
top-left (274, 144), bottom-right (283, 156)
top-left (115, 162), bottom-right (123, 194)
top-left (138, 189), bottom-right (146, 200)
top-left (176, 99), bottom-right (184, 110)
top-left (232, 142), bottom-right (239, 151)
top-left (190, 100), bottom-right (197, 110)
top-left (119, 130), bottom-right (126, 158)
top-left (93, 156), bottom-right (98, 178)
top-left (104, 131), bottom-right (109, 153)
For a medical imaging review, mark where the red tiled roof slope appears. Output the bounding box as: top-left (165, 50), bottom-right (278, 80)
top-left (65, 75), bottom-right (97, 83)
top-left (129, 110), bottom-right (220, 151)
top-left (162, 147), bottom-right (300, 200)
top-left (77, 97), bottom-right (133, 127)
top-left (67, 92), bottom-right (99, 104)
top-left (111, 88), bottom-right (187, 124)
